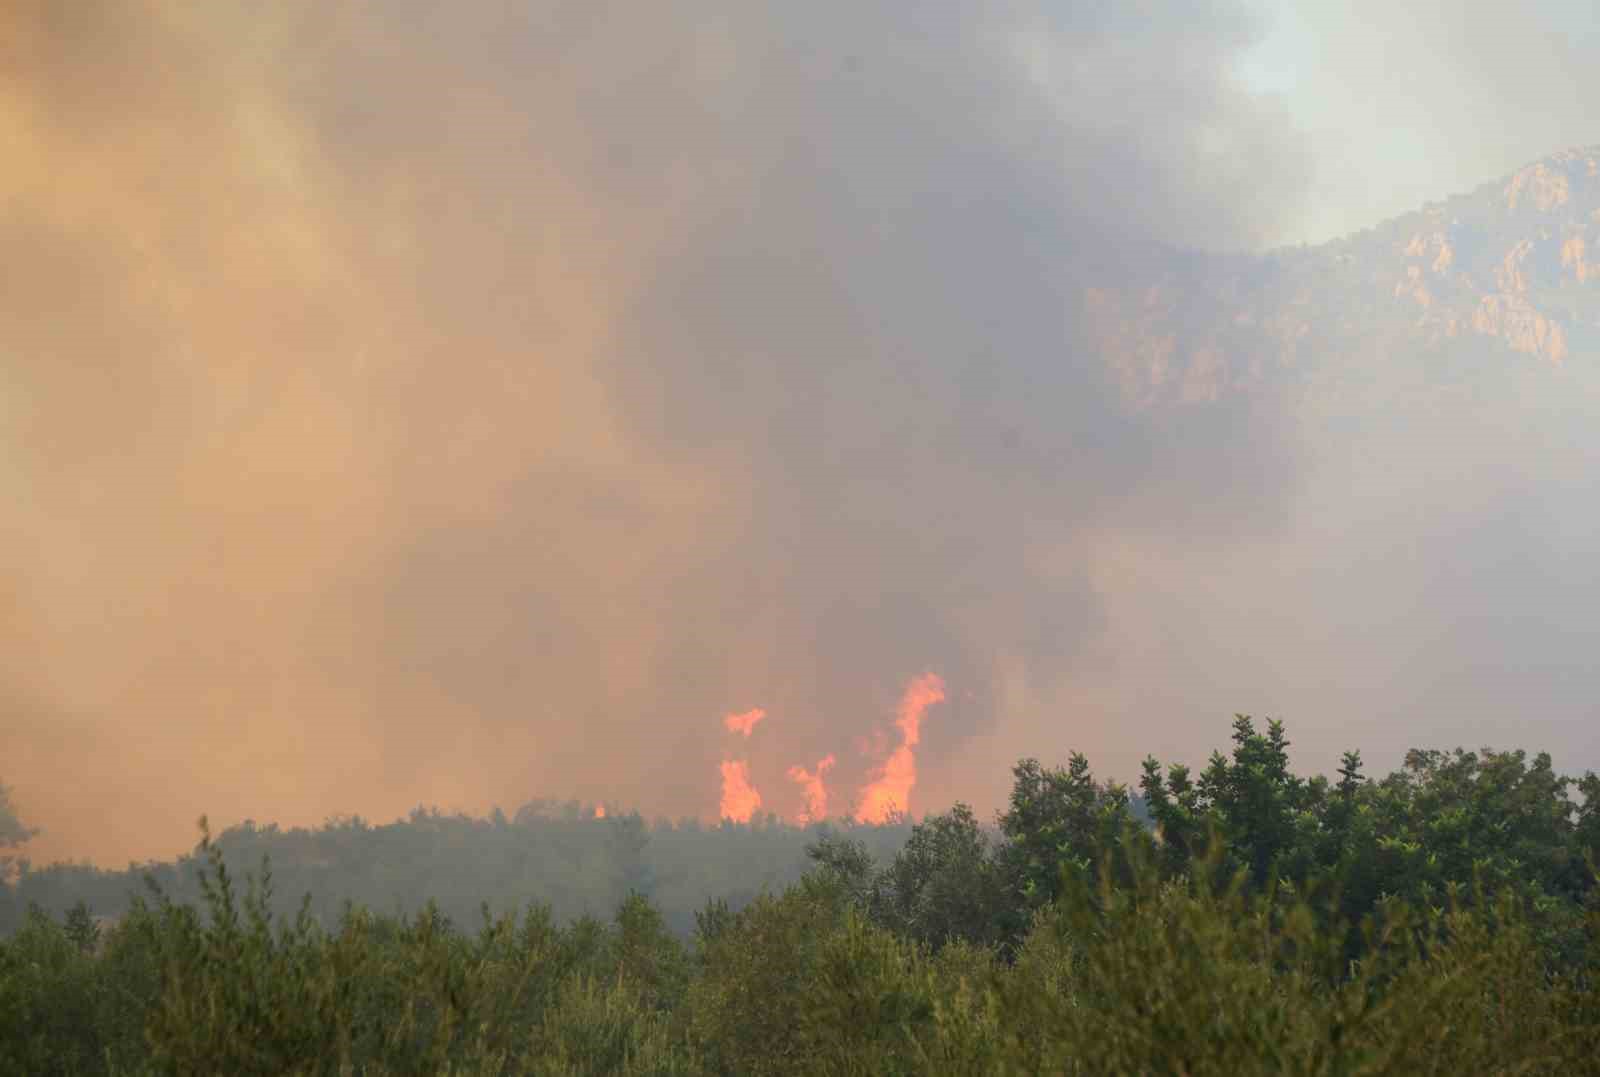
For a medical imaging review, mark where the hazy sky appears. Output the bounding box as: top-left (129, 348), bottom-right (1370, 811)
top-left (4, 0), bottom-right (1598, 866)
top-left (1241, 0), bottom-right (1600, 244)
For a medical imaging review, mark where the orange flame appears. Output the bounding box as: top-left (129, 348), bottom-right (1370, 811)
top-left (724, 708), bottom-right (767, 737)
top-left (787, 754), bottom-right (836, 823)
top-left (855, 672), bottom-right (945, 823)
top-left (594, 804), bottom-right (606, 819)
top-left (719, 759), bottom-right (762, 822)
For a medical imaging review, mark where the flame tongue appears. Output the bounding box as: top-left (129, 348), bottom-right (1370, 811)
top-left (724, 708), bottom-right (766, 737)
top-left (719, 707), bottom-right (768, 821)
top-left (856, 672), bottom-right (945, 823)
top-left (719, 759), bottom-right (762, 822)
top-left (787, 754), bottom-right (836, 823)
top-left (712, 677), bottom-right (945, 826)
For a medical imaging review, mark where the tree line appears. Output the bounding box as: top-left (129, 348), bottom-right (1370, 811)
top-left (1, 715), bottom-right (1597, 1073)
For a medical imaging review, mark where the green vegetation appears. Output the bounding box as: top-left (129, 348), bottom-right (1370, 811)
top-left (2, 805), bottom-right (915, 944)
top-left (3, 716), bottom-right (1598, 1074)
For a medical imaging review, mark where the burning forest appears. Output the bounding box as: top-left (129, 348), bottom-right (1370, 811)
top-left (717, 673), bottom-right (946, 825)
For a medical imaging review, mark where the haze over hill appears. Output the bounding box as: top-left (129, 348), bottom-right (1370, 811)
top-left (4, 2), bottom-right (1598, 868)
top-left (1090, 146), bottom-right (1600, 402)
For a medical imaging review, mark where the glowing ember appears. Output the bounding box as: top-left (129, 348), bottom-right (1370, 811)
top-left (724, 708), bottom-right (767, 737)
top-left (855, 672), bottom-right (945, 823)
top-left (719, 759), bottom-right (762, 822)
top-left (787, 754), bottom-right (836, 823)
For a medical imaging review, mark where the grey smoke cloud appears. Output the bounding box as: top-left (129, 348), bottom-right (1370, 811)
top-left (359, 0), bottom-right (1313, 819)
top-left (6, 0), bottom-right (1595, 867)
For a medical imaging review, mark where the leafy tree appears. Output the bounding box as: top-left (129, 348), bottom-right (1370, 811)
top-left (1577, 770), bottom-right (1600, 871)
top-left (806, 805), bottom-right (1014, 954)
top-left (804, 828), bottom-right (880, 911)
top-left (1140, 755), bottom-right (1210, 877)
top-left (0, 781), bottom-right (37, 937)
top-left (998, 753), bottom-right (1138, 911)
top-left (1195, 716), bottom-right (1313, 886)
top-left (686, 873), bottom-right (854, 1075)
top-left (875, 804), bottom-right (1009, 952)
top-left (0, 780), bottom-right (34, 852)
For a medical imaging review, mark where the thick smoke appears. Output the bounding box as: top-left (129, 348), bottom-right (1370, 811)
top-left (25, 1), bottom-right (1593, 866)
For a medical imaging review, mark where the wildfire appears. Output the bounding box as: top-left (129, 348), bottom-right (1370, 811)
top-left (855, 672), bottom-right (946, 823)
top-left (719, 759), bottom-right (762, 822)
top-left (787, 754), bottom-right (836, 824)
top-left (724, 708), bottom-right (767, 737)
top-left (719, 707), bottom-right (768, 822)
top-left (712, 674), bottom-right (946, 826)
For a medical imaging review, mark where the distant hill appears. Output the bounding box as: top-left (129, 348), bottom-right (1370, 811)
top-left (1084, 146), bottom-right (1600, 406)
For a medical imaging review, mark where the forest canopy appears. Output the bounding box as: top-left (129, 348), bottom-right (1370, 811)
top-left (3, 716), bottom-right (1598, 1073)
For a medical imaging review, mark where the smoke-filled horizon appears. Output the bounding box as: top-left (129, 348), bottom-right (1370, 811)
top-left (6, 1), bottom-right (1599, 867)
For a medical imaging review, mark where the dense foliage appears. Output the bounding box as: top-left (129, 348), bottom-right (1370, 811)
top-left (2, 716), bottom-right (1597, 1073)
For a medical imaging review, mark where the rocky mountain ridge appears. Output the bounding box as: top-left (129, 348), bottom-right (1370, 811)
top-left (1088, 146), bottom-right (1600, 406)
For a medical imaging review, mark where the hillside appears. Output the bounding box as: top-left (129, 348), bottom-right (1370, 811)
top-left (1086, 146), bottom-right (1600, 406)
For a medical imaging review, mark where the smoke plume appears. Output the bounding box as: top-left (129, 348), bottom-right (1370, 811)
top-left (12, 1), bottom-right (1594, 866)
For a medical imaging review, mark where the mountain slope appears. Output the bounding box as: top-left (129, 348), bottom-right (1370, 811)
top-left (1086, 146), bottom-right (1600, 406)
